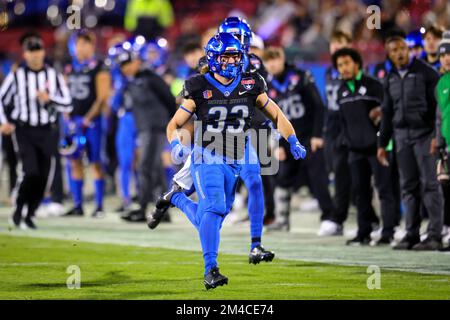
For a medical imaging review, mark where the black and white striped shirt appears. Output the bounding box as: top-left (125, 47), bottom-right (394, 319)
top-left (0, 64), bottom-right (72, 126)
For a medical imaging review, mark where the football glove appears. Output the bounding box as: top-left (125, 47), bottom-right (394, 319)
top-left (287, 135), bottom-right (307, 160)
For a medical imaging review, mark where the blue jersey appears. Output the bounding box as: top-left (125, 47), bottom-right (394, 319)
top-left (66, 59), bottom-right (108, 117)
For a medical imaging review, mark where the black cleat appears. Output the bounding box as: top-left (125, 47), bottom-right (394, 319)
top-left (147, 208), bottom-right (172, 229)
top-left (147, 183), bottom-right (183, 229)
top-left (121, 209), bottom-right (146, 222)
top-left (392, 235), bottom-right (421, 250)
top-left (346, 235), bottom-right (371, 246)
top-left (412, 237), bottom-right (443, 251)
top-left (24, 217), bottom-right (37, 230)
top-left (156, 183), bottom-right (184, 210)
top-left (204, 267), bottom-right (228, 290)
top-left (249, 245), bottom-right (275, 264)
top-left (64, 206), bottom-right (84, 217)
top-left (370, 235), bottom-right (394, 247)
top-left (10, 209), bottom-right (22, 228)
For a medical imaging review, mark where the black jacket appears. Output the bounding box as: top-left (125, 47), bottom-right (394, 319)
top-left (337, 73), bottom-right (383, 154)
top-left (123, 67), bottom-right (176, 132)
top-left (379, 57), bottom-right (440, 147)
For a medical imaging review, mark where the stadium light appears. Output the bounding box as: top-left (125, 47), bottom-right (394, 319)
top-left (105, 0), bottom-right (115, 11)
top-left (47, 5), bottom-right (59, 19)
top-left (85, 15), bottom-right (98, 28)
top-left (122, 41), bottom-right (131, 50)
top-left (157, 38), bottom-right (168, 48)
top-left (14, 2), bottom-right (25, 15)
top-left (95, 0), bottom-right (107, 8)
top-left (135, 35), bottom-right (146, 46)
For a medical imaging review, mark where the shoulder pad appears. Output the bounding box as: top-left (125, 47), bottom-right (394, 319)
top-left (242, 71), bottom-right (267, 93)
top-left (183, 74), bottom-right (206, 99)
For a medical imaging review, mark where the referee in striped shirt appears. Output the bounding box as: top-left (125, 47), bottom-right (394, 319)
top-left (0, 32), bottom-right (72, 229)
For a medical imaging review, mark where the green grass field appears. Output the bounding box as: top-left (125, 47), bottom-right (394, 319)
top-left (1, 193), bottom-right (450, 300)
top-left (1, 234), bottom-right (450, 300)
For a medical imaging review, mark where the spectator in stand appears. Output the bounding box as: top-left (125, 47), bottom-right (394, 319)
top-left (422, 25), bottom-right (444, 70)
top-left (124, 0), bottom-right (174, 40)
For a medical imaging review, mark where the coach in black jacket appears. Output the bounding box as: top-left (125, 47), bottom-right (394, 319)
top-left (333, 48), bottom-right (397, 246)
top-left (378, 36), bottom-right (443, 251)
top-left (117, 49), bottom-right (177, 222)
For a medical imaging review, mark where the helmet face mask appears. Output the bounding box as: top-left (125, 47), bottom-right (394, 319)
top-left (206, 33), bottom-right (244, 79)
top-left (59, 132), bottom-right (87, 158)
top-left (218, 52), bottom-right (242, 65)
top-left (59, 120), bottom-right (87, 158)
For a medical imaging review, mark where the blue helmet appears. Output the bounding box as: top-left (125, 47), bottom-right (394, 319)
top-left (141, 39), bottom-right (168, 70)
top-left (105, 42), bottom-right (126, 68)
top-left (218, 17), bottom-right (252, 52)
top-left (205, 32), bottom-right (244, 79)
top-left (107, 40), bottom-right (141, 67)
top-left (59, 122), bottom-right (87, 158)
top-left (406, 30), bottom-right (424, 49)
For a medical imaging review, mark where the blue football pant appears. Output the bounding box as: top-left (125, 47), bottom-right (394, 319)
top-left (172, 142), bottom-right (265, 251)
top-left (191, 161), bottom-right (240, 275)
top-left (240, 163), bottom-right (264, 248)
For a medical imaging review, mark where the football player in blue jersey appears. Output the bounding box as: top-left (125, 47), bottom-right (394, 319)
top-left (64, 30), bottom-right (111, 218)
top-left (107, 42), bottom-right (139, 212)
top-left (150, 18), bottom-right (277, 265)
top-left (218, 16), bottom-right (273, 260)
top-left (158, 33), bottom-right (306, 289)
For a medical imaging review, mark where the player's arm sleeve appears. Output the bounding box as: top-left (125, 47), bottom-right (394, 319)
top-left (378, 77), bottom-right (394, 148)
top-left (50, 73), bottom-right (73, 113)
top-left (0, 72), bottom-right (16, 124)
top-left (304, 72), bottom-right (325, 138)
